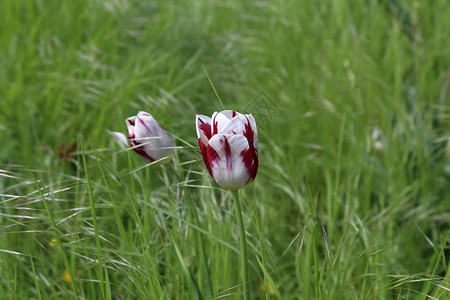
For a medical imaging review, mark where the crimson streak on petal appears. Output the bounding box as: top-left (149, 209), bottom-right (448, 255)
top-left (138, 117), bottom-right (151, 131)
top-left (206, 142), bottom-right (220, 178)
top-left (240, 148), bottom-right (256, 184)
top-left (223, 136), bottom-right (233, 172)
top-left (198, 118), bottom-right (212, 141)
top-left (129, 140), bottom-right (155, 162)
top-left (199, 138), bottom-right (212, 176)
top-left (197, 118), bottom-right (213, 176)
top-left (243, 117), bottom-right (258, 181)
top-left (213, 119), bottom-right (219, 135)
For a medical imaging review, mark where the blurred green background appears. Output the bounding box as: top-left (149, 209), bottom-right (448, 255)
top-left (0, 0), bottom-right (449, 299)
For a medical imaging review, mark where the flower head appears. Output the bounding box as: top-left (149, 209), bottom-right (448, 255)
top-left (63, 269), bottom-right (72, 284)
top-left (49, 238), bottom-right (57, 248)
top-left (196, 110), bottom-right (258, 190)
top-left (112, 111), bottom-right (174, 165)
top-left (371, 127), bottom-right (385, 152)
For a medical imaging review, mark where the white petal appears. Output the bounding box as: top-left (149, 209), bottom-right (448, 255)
top-left (219, 114), bottom-right (247, 135)
top-left (126, 116), bottom-right (136, 138)
top-left (109, 131), bottom-right (128, 149)
top-left (195, 114), bottom-right (212, 147)
top-left (207, 134), bottom-right (251, 190)
top-left (218, 110), bottom-right (242, 119)
top-left (137, 111), bottom-right (152, 118)
top-left (220, 114), bottom-right (257, 151)
top-left (211, 111), bottom-right (231, 135)
top-left (134, 115), bottom-right (160, 139)
top-left (145, 138), bottom-right (175, 164)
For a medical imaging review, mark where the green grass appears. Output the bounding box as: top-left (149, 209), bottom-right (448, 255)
top-left (0, 0), bottom-right (449, 299)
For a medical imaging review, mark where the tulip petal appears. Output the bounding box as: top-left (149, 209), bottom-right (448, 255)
top-left (134, 115), bottom-right (159, 140)
top-left (241, 145), bottom-right (258, 184)
top-left (212, 110), bottom-right (240, 135)
top-left (220, 114), bottom-right (248, 136)
top-left (137, 111), bottom-right (152, 118)
top-left (219, 110), bottom-right (240, 119)
top-left (109, 131), bottom-right (128, 149)
top-left (242, 114), bottom-right (258, 181)
top-left (207, 134), bottom-right (254, 190)
top-left (128, 139), bottom-right (156, 162)
top-left (126, 116), bottom-right (137, 139)
top-left (196, 115), bottom-right (213, 175)
top-left (195, 115), bottom-right (212, 147)
top-left (243, 114), bottom-right (258, 151)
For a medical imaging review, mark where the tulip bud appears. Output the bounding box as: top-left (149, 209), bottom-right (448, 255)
top-left (196, 110), bottom-right (258, 190)
top-left (112, 111), bottom-right (174, 165)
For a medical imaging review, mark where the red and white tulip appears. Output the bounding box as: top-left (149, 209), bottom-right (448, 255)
top-left (196, 110), bottom-right (258, 190)
top-left (112, 111), bottom-right (174, 165)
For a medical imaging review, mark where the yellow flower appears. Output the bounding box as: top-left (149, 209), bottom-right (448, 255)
top-left (259, 282), bottom-right (275, 296)
top-left (49, 238), bottom-right (57, 248)
top-left (63, 269), bottom-right (72, 284)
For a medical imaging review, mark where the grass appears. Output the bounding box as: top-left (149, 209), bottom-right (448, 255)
top-left (0, 0), bottom-right (449, 299)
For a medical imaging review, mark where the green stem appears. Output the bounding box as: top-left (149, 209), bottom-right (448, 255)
top-left (82, 142), bottom-right (106, 300)
top-left (232, 190), bottom-right (250, 300)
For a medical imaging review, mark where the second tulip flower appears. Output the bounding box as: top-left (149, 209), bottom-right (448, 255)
top-left (112, 111), bottom-right (174, 165)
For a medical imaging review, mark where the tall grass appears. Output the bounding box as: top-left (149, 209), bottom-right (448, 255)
top-left (0, 0), bottom-right (449, 299)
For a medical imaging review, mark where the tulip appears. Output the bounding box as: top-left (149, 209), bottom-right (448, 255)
top-left (112, 111), bottom-right (174, 165)
top-left (196, 110), bottom-right (258, 190)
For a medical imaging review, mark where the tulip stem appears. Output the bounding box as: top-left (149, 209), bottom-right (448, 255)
top-left (232, 190), bottom-right (250, 300)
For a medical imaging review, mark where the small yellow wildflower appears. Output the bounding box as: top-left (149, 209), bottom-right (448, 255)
top-left (49, 238), bottom-right (57, 248)
top-left (259, 282), bottom-right (275, 296)
top-left (63, 269), bottom-right (72, 284)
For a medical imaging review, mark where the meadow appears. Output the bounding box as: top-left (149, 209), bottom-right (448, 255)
top-left (0, 0), bottom-right (449, 299)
